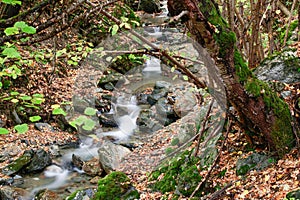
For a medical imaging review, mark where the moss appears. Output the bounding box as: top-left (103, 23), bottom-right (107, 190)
top-left (66, 190), bottom-right (81, 200)
top-left (92, 171), bottom-right (139, 200)
top-left (150, 150), bottom-right (203, 197)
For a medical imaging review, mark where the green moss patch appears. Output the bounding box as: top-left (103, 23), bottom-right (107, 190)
top-left (92, 171), bottom-right (139, 200)
top-left (150, 150), bottom-right (203, 198)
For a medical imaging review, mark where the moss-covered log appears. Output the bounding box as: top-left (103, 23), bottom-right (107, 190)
top-left (167, 0), bottom-right (295, 156)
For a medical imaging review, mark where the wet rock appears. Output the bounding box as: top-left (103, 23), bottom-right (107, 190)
top-left (72, 154), bottom-right (84, 169)
top-left (67, 188), bottom-right (96, 200)
top-left (82, 157), bottom-right (103, 176)
top-left (254, 50), bottom-right (300, 84)
top-left (140, 0), bottom-right (160, 13)
top-left (137, 109), bottom-right (163, 133)
top-left (97, 72), bottom-right (124, 91)
top-left (98, 141), bottom-right (131, 173)
top-left (125, 0), bottom-right (160, 14)
top-left (93, 171), bottom-right (140, 199)
top-left (72, 95), bottom-right (90, 113)
top-left (49, 145), bottom-right (61, 157)
top-left (34, 123), bottom-right (55, 132)
top-left (155, 80), bottom-right (171, 89)
top-left (26, 149), bottom-right (52, 173)
top-left (0, 186), bottom-right (29, 200)
top-left (236, 153), bottom-right (275, 175)
top-left (98, 113), bottom-right (118, 127)
top-left (0, 174), bottom-right (14, 185)
top-left (147, 89), bottom-right (168, 106)
top-left (2, 150), bottom-right (33, 176)
top-left (34, 189), bottom-right (58, 200)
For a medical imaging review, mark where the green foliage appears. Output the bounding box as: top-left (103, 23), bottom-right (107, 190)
top-left (14, 123), bottom-right (28, 134)
top-left (92, 171), bottom-right (140, 200)
top-left (1, 92), bottom-right (45, 110)
top-left (52, 104), bottom-right (67, 116)
top-left (2, 0), bottom-right (21, 5)
top-left (29, 115), bottom-right (41, 122)
top-left (70, 115), bottom-right (96, 131)
top-left (0, 128), bottom-right (9, 134)
top-left (84, 107), bottom-right (97, 116)
top-left (4, 21), bottom-right (36, 36)
top-left (150, 150), bottom-right (203, 198)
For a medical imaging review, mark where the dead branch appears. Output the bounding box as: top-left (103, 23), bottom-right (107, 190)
top-left (277, 0), bottom-right (291, 16)
top-left (190, 118), bottom-right (232, 198)
top-left (0, 0), bottom-right (51, 27)
top-left (283, 0), bottom-right (297, 47)
top-left (194, 98), bottom-right (215, 157)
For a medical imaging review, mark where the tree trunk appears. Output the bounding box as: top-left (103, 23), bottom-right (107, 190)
top-left (167, 0), bottom-right (295, 156)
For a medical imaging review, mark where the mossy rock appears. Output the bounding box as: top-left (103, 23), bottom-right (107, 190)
top-left (150, 150), bottom-right (203, 198)
top-left (92, 171), bottom-right (139, 200)
top-left (286, 188), bottom-right (300, 200)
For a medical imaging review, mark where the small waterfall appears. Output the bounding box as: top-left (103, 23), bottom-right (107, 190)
top-left (102, 96), bottom-right (140, 142)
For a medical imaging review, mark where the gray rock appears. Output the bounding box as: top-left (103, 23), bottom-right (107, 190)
top-left (26, 149), bottom-right (52, 173)
top-left (0, 186), bottom-right (28, 200)
top-left (34, 189), bottom-right (58, 200)
top-left (72, 95), bottom-right (90, 113)
top-left (140, 0), bottom-right (160, 13)
top-left (98, 141), bottom-right (131, 173)
top-left (236, 153), bottom-right (275, 175)
top-left (155, 81), bottom-right (171, 89)
top-left (173, 91), bottom-right (197, 117)
top-left (34, 123), bottom-right (54, 132)
top-left (2, 150), bottom-right (33, 176)
top-left (254, 50), bottom-right (300, 84)
top-left (82, 157), bottom-right (103, 176)
top-left (97, 72), bottom-right (123, 91)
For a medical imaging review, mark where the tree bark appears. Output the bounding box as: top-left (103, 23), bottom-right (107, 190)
top-left (168, 0), bottom-right (295, 156)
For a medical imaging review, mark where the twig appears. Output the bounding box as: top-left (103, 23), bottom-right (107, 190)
top-left (283, 0), bottom-right (297, 47)
top-left (0, 0), bottom-right (51, 27)
top-left (190, 118), bottom-right (232, 198)
top-left (208, 181), bottom-right (234, 200)
top-left (194, 98), bottom-right (215, 157)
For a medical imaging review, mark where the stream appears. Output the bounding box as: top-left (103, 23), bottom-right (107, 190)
top-left (1, 1), bottom-right (227, 199)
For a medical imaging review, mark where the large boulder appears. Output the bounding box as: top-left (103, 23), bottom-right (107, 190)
top-left (254, 50), bottom-right (300, 84)
top-left (98, 141), bottom-right (131, 173)
top-left (26, 149), bottom-right (52, 173)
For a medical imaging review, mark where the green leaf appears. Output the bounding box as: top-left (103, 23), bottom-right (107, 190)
top-left (14, 21), bottom-right (27, 29)
top-left (18, 95), bottom-right (32, 101)
top-left (52, 108), bottom-right (66, 116)
top-left (183, 75), bottom-right (189, 81)
top-left (2, 0), bottom-right (21, 5)
top-left (14, 124), bottom-right (28, 134)
top-left (10, 91), bottom-right (20, 96)
top-left (4, 27), bottom-right (19, 36)
top-left (0, 82), bottom-right (2, 88)
top-left (32, 93), bottom-right (44, 98)
top-left (11, 98), bottom-right (19, 103)
top-left (2, 48), bottom-right (21, 58)
top-left (0, 128), bottom-right (9, 135)
top-left (21, 26), bottom-right (36, 34)
top-left (111, 24), bottom-right (119, 36)
top-left (29, 115), bottom-right (41, 122)
top-left (82, 118), bottom-right (96, 131)
top-left (84, 107), bottom-right (97, 116)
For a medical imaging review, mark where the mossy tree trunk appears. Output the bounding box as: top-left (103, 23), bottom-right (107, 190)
top-left (167, 0), bottom-right (295, 156)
